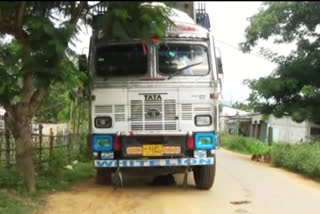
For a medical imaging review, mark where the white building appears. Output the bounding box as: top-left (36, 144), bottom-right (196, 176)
top-left (219, 105), bottom-right (249, 134)
top-left (226, 111), bottom-right (320, 143)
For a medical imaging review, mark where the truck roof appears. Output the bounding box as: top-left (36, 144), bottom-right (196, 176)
top-left (166, 7), bottom-right (208, 39)
top-left (93, 2), bottom-right (209, 41)
top-left (141, 2), bottom-right (209, 39)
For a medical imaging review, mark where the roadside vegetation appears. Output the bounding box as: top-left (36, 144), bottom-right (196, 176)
top-left (221, 134), bottom-right (320, 181)
top-left (0, 138), bottom-right (94, 214)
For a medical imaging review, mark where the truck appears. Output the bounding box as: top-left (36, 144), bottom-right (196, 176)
top-left (82, 2), bottom-right (224, 190)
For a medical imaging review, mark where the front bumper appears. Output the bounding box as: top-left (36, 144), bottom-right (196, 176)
top-left (94, 157), bottom-right (214, 168)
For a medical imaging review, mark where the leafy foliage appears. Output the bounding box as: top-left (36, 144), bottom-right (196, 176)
top-left (35, 83), bottom-right (71, 122)
top-left (232, 101), bottom-right (253, 112)
top-left (94, 2), bottom-right (173, 43)
top-left (221, 134), bottom-right (271, 155)
top-left (240, 2), bottom-right (320, 123)
top-left (0, 1), bottom-right (171, 191)
top-left (271, 143), bottom-right (320, 180)
top-left (221, 135), bottom-right (320, 180)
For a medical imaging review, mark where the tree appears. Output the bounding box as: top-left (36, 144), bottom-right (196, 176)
top-left (240, 2), bottom-right (320, 123)
top-left (232, 101), bottom-right (253, 112)
top-left (35, 83), bottom-right (72, 123)
top-left (0, 1), bottom-right (171, 192)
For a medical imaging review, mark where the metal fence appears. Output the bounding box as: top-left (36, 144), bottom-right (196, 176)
top-left (0, 128), bottom-right (80, 171)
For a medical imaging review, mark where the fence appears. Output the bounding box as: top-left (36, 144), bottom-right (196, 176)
top-left (0, 128), bottom-right (85, 172)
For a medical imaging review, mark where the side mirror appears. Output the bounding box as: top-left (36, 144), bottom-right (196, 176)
top-left (215, 47), bottom-right (224, 79)
top-left (79, 54), bottom-right (88, 72)
top-left (217, 57), bottom-right (224, 75)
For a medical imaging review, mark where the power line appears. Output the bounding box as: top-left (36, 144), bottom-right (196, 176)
top-left (215, 39), bottom-right (273, 62)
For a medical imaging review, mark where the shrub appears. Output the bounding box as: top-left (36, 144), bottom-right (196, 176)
top-left (221, 135), bottom-right (320, 180)
top-left (271, 143), bottom-right (320, 179)
top-left (0, 191), bottom-right (33, 214)
top-left (221, 134), bottom-right (270, 155)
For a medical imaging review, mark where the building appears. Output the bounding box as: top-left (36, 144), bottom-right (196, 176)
top-left (226, 112), bottom-right (320, 143)
top-left (219, 105), bottom-right (250, 134)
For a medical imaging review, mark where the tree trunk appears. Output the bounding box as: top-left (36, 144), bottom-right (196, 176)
top-left (4, 105), bottom-right (37, 193)
top-left (14, 125), bottom-right (36, 193)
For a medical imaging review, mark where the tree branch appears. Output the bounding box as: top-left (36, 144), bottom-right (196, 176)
top-left (70, 2), bottom-right (86, 25)
top-left (17, 1), bottom-right (26, 29)
top-left (29, 88), bottom-right (47, 115)
top-left (0, 21), bottom-right (29, 48)
top-left (20, 72), bottom-right (33, 104)
top-left (0, 6), bottom-right (3, 22)
top-left (88, 2), bottom-right (102, 10)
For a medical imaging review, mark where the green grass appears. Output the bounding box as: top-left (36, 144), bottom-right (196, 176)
top-left (0, 191), bottom-right (34, 214)
top-left (221, 134), bottom-right (320, 181)
top-left (271, 143), bottom-right (320, 180)
top-left (0, 161), bottom-right (94, 214)
top-left (36, 162), bottom-right (94, 193)
top-left (221, 134), bottom-right (271, 155)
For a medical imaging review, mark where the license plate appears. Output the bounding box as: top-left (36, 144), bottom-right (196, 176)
top-left (143, 144), bottom-right (163, 156)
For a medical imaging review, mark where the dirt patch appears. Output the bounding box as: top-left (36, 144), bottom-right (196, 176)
top-left (230, 200), bottom-right (251, 205)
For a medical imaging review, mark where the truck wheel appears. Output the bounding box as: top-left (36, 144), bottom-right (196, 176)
top-left (95, 168), bottom-right (111, 185)
top-left (193, 155), bottom-right (216, 190)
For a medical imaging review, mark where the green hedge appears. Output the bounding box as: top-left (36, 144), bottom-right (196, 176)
top-left (221, 134), bottom-right (271, 155)
top-left (271, 143), bottom-right (320, 179)
top-left (221, 134), bottom-right (320, 180)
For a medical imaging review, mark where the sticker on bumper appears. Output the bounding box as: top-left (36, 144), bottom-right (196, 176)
top-left (94, 157), bottom-right (214, 168)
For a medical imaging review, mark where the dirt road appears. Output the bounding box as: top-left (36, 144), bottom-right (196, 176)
top-left (36, 149), bottom-right (320, 214)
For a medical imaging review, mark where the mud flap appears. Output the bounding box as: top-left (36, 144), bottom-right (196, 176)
top-left (111, 162), bottom-right (123, 189)
top-left (183, 159), bottom-right (190, 188)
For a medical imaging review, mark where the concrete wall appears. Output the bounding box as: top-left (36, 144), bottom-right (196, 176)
top-left (250, 114), bottom-right (308, 143)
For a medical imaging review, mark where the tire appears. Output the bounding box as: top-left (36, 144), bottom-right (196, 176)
top-left (193, 154), bottom-right (216, 190)
top-left (95, 168), bottom-right (111, 185)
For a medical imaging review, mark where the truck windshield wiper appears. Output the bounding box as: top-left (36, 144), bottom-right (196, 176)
top-left (167, 62), bottom-right (202, 80)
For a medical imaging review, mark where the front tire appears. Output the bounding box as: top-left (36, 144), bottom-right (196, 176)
top-left (193, 155), bottom-right (216, 190)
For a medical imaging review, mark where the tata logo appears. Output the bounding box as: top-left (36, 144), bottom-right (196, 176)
top-left (139, 93), bottom-right (168, 101)
top-left (144, 94), bottom-right (162, 101)
top-left (146, 108), bottom-right (161, 119)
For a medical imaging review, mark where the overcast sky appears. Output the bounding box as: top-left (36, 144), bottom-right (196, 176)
top-left (73, 1), bottom-right (283, 105)
top-left (205, 1), bottom-right (278, 104)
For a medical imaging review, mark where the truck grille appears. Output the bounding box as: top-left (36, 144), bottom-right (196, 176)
top-left (130, 99), bottom-right (177, 131)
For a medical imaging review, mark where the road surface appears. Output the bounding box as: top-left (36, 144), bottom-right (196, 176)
top-left (36, 148), bottom-right (320, 214)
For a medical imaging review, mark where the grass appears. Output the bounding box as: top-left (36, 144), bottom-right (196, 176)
top-left (271, 143), bottom-right (320, 180)
top-left (0, 191), bottom-right (34, 214)
top-left (221, 134), bottom-right (320, 181)
top-left (221, 134), bottom-right (271, 155)
top-left (0, 129), bottom-right (94, 214)
top-left (0, 161), bottom-right (94, 214)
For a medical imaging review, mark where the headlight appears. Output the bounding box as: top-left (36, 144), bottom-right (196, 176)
top-left (195, 115), bottom-right (212, 126)
top-left (95, 116), bottom-right (112, 128)
top-left (194, 132), bottom-right (215, 149)
top-left (92, 135), bottom-right (113, 151)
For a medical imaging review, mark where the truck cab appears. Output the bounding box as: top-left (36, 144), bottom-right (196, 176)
top-left (85, 2), bottom-right (223, 189)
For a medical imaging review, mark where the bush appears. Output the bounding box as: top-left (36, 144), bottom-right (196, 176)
top-left (271, 143), bottom-right (320, 179)
top-left (0, 191), bottom-right (33, 214)
top-left (221, 134), bottom-right (270, 155)
top-left (221, 135), bottom-right (320, 180)
top-left (36, 162), bottom-right (94, 192)
top-left (0, 169), bottom-right (27, 193)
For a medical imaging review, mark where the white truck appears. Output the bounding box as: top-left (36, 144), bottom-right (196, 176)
top-left (82, 2), bottom-right (223, 189)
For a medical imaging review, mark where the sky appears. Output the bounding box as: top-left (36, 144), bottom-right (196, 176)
top-left (73, 1), bottom-right (284, 105)
top-left (205, 1), bottom-right (277, 104)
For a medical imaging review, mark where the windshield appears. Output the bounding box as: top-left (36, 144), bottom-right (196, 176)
top-left (95, 44), bottom-right (148, 77)
top-left (158, 43), bottom-right (209, 76)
